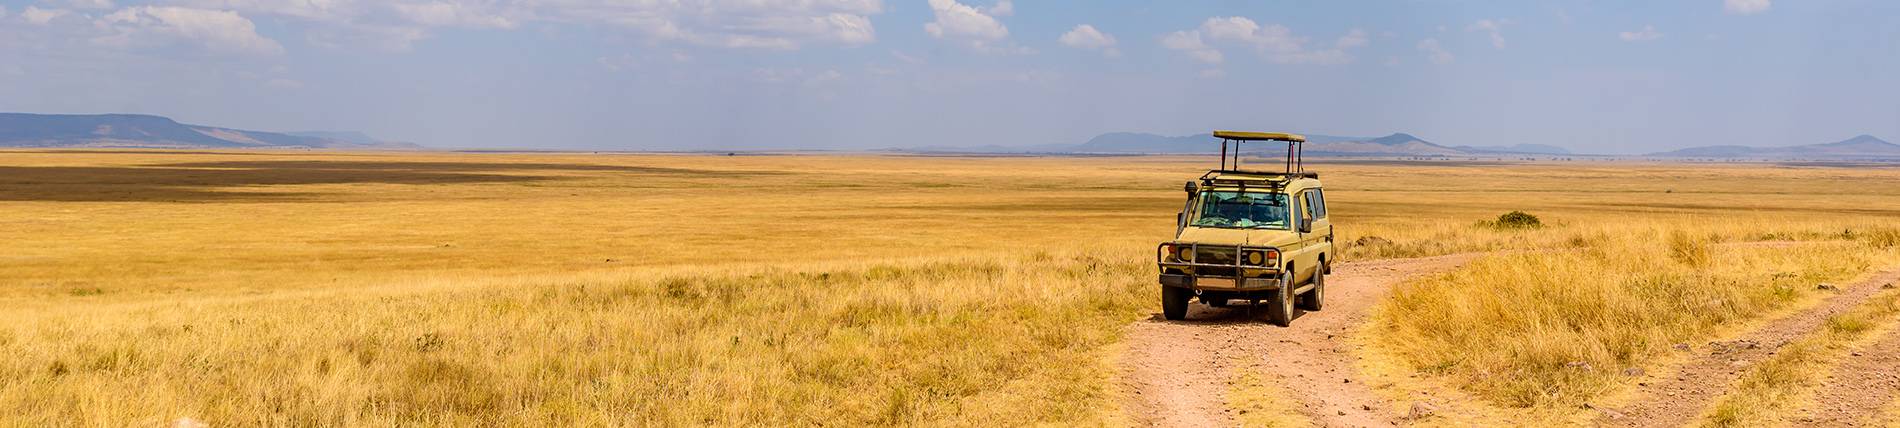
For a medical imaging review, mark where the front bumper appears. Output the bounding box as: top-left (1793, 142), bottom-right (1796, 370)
top-left (1156, 242), bottom-right (1283, 291)
top-left (1160, 273), bottom-right (1282, 291)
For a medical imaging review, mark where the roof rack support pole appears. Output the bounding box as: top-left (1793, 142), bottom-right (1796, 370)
top-left (1296, 142), bottom-right (1304, 172)
top-left (1219, 139), bottom-right (1229, 170)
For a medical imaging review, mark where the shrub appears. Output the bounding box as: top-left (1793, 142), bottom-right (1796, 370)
top-left (1491, 211), bottom-right (1543, 229)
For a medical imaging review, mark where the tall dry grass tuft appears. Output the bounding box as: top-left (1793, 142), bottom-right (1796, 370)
top-left (1669, 230), bottom-right (1712, 267)
top-left (1868, 227), bottom-right (1900, 249)
top-left (1370, 227), bottom-right (1895, 408)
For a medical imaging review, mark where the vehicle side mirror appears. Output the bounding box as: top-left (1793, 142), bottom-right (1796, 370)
top-left (1184, 181), bottom-right (1198, 195)
top-left (1299, 217), bottom-right (1314, 233)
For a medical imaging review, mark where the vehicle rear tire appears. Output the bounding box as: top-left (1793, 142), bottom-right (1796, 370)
top-left (1266, 273), bottom-right (1294, 327)
top-left (1162, 286), bottom-right (1191, 321)
top-left (1297, 265), bottom-right (1325, 312)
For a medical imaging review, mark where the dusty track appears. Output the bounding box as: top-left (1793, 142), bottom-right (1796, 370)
top-left (1117, 254), bottom-right (1475, 427)
top-left (1803, 279), bottom-right (1900, 427)
top-left (1601, 270), bottom-right (1900, 427)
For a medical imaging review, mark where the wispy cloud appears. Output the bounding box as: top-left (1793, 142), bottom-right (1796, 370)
top-left (1466, 19), bottom-right (1508, 49)
top-left (1417, 38), bottom-right (1453, 64)
top-left (1058, 24), bottom-right (1119, 57)
top-left (1618, 25), bottom-right (1663, 42)
top-left (1163, 17), bottom-right (1368, 65)
top-left (1724, 0), bottom-right (1771, 15)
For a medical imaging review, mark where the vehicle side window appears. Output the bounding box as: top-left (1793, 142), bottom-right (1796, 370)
top-left (1314, 189), bottom-right (1328, 218)
top-left (1301, 191), bottom-right (1317, 221)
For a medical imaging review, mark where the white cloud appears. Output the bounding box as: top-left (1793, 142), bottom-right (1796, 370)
top-left (0, 6), bottom-right (7, 19)
top-left (1619, 25), bottom-right (1663, 42)
top-left (391, 1), bottom-right (516, 29)
top-left (984, 0), bottom-right (1012, 17)
top-left (1058, 24), bottom-right (1118, 57)
top-left (1335, 28), bottom-right (1369, 49)
top-left (22, 6), bottom-right (73, 25)
top-left (1466, 19), bottom-right (1507, 49)
top-left (925, 0), bottom-right (1025, 53)
top-left (1161, 30), bottom-right (1222, 64)
top-left (306, 23), bottom-right (430, 52)
top-left (1166, 17), bottom-right (1367, 65)
top-left (1417, 38), bottom-right (1453, 64)
top-left (924, 0), bottom-right (1006, 40)
top-left (92, 6), bottom-right (285, 55)
top-left (1724, 0), bottom-right (1771, 15)
top-left (182, 0), bottom-right (884, 51)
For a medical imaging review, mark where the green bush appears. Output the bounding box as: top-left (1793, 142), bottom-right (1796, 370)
top-left (1491, 211), bottom-right (1544, 229)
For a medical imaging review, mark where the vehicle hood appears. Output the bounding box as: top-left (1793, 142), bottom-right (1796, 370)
top-left (1173, 227), bottom-right (1300, 248)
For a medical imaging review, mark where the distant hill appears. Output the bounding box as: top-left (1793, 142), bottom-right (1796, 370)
top-left (0, 113), bottom-right (422, 149)
top-left (1650, 135), bottom-right (1900, 159)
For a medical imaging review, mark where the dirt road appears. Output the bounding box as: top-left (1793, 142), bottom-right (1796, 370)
top-left (1600, 270), bottom-right (1900, 427)
top-left (1117, 254), bottom-right (1475, 427)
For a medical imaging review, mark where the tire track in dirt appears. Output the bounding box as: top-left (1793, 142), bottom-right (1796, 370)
top-left (1802, 280), bottom-right (1900, 427)
top-left (1600, 270), bottom-right (1900, 427)
top-left (1117, 254), bottom-right (1475, 427)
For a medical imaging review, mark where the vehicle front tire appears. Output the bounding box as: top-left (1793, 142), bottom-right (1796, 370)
top-left (1297, 264), bottom-right (1325, 312)
top-left (1162, 286), bottom-right (1191, 321)
top-left (1266, 273), bottom-right (1294, 327)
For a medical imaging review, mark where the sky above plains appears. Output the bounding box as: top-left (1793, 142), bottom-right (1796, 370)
top-left (0, 0), bottom-right (1894, 153)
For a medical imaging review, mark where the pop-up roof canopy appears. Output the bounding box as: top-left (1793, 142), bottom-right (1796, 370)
top-left (1211, 130), bottom-right (1306, 143)
top-left (1208, 130), bottom-right (1312, 176)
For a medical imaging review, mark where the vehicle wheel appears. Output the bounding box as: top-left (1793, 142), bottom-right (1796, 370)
top-left (1297, 265), bottom-right (1325, 311)
top-left (1162, 286), bottom-right (1191, 321)
top-left (1267, 273), bottom-right (1294, 327)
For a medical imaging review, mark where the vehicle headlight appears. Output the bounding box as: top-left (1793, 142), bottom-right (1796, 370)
top-left (1241, 250), bottom-right (1279, 267)
top-left (1177, 246), bottom-right (1193, 262)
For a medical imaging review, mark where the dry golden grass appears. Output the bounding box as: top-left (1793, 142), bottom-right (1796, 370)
top-left (1374, 236), bottom-right (1897, 408)
top-left (6, 150), bottom-right (1900, 425)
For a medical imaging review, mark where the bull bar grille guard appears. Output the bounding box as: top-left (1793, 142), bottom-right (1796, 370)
top-left (1154, 242), bottom-right (1281, 276)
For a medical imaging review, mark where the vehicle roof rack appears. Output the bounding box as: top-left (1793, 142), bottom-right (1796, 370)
top-left (1198, 170), bottom-right (1319, 190)
top-left (1207, 130), bottom-right (1310, 176)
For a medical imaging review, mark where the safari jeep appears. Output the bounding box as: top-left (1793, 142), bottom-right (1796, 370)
top-left (1156, 131), bottom-right (1333, 326)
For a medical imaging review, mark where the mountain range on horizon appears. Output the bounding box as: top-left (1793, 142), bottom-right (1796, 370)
top-left (913, 131), bottom-right (1897, 161)
top-left (916, 132), bottom-right (1573, 157)
top-left (0, 113), bottom-right (421, 150)
top-left (1646, 134), bottom-right (1900, 160)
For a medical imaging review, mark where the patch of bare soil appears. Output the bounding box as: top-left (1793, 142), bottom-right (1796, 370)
top-left (1117, 254), bottom-right (1475, 427)
top-left (1599, 270), bottom-right (1900, 427)
top-left (1802, 280), bottom-right (1900, 427)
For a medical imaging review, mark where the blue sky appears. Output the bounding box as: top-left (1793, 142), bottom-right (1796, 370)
top-left (0, 0), bottom-right (1893, 153)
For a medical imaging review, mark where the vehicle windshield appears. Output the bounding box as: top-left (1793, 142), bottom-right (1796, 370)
top-left (1190, 191), bottom-right (1290, 229)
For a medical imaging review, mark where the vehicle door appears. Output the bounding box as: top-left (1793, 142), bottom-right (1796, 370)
top-left (1291, 189), bottom-right (1316, 284)
top-left (1306, 189), bottom-right (1333, 269)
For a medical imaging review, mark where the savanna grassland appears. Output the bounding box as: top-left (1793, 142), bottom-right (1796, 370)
top-left (4, 150), bottom-right (1900, 426)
